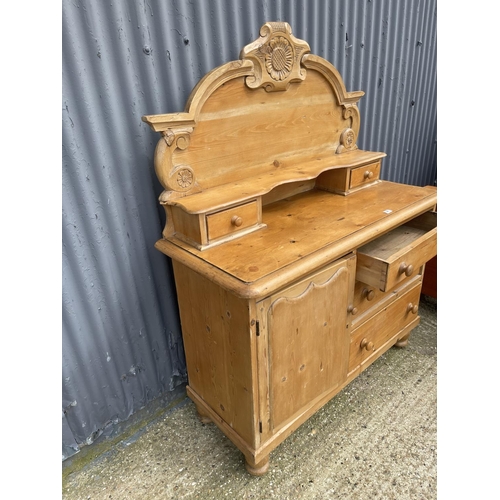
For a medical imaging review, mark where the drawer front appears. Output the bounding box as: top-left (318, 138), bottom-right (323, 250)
top-left (206, 201), bottom-right (259, 241)
top-left (356, 211), bottom-right (437, 292)
top-left (349, 281), bottom-right (422, 373)
top-left (351, 280), bottom-right (387, 319)
top-left (351, 274), bottom-right (421, 329)
top-left (349, 161), bottom-right (380, 189)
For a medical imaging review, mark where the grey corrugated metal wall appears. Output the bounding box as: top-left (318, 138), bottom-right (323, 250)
top-left (62, 0), bottom-right (437, 460)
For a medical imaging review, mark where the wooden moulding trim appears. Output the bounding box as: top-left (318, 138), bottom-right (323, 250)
top-left (154, 190), bottom-right (437, 300)
top-left (142, 59), bottom-right (254, 132)
top-left (302, 54), bottom-right (364, 105)
top-left (165, 150), bottom-right (387, 214)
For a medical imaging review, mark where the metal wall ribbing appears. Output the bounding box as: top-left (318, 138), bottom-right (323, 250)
top-left (62, 0), bottom-right (437, 460)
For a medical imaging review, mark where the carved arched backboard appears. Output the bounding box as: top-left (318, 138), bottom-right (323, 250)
top-left (143, 22), bottom-right (369, 209)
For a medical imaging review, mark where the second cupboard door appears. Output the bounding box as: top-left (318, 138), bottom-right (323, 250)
top-left (258, 255), bottom-right (355, 434)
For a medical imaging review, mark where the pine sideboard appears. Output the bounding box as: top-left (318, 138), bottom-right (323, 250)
top-left (142, 22), bottom-right (437, 476)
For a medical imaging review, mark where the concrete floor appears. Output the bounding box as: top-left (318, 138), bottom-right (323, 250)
top-left (62, 295), bottom-right (437, 500)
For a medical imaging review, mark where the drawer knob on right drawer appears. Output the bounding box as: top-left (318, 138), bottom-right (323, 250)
top-left (231, 215), bottom-right (243, 227)
top-left (363, 170), bottom-right (373, 180)
top-left (347, 305), bottom-right (358, 315)
top-left (406, 303), bottom-right (418, 314)
top-left (362, 288), bottom-right (375, 301)
top-left (399, 262), bottom-right (414, 277)
top-left (360, 338), bottom-right (374, 352)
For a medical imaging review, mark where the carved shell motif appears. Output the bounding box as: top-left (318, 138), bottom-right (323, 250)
top-left (265, 37), bottom-right (293, 81)
top-left (241, 22), bottom-right (310, 92)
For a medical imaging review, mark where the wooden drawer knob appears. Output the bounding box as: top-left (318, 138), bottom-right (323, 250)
top-left (347, 305), bottom-right (358, 315)
top-left (362, 288), bottom-right (375, 301)
top-left (360, 338), bottom-right (374, 351)
top-left (398, 262), bottom-right (414, 277)
top-left (364, 170), bottom-right (374, 180)
top-left (407, 303), bottom-right (418, 314)
top-left (231, 215), bottom-right (243, 227)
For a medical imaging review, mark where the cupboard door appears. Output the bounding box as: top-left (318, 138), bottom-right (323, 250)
top-left (259, 255), bottom-right (354, 433)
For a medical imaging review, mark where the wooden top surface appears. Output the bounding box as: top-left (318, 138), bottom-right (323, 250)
top-left (156, 181), bottom-right (437, 298)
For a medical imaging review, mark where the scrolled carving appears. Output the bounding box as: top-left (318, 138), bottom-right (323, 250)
top-left (240, 22), bottom-right (310, 92)
top-left (342, 105), bottom-right (361, 132)
top-left (154, 127), bottom-right (199, 197)
top-left (336, 107), bottom-right (361, 153)
top-left (161, 127), bottom-right (192, 149)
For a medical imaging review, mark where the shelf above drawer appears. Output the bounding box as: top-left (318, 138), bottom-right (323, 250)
top-left (356, 211), bottom-right (437, 292)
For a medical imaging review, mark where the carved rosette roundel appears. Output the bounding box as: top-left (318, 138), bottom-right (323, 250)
top-left (177, 168), bottom-right (193, 189)
top-left (265, 37), bottom-right (293, 81)
top-left (341, 129), bottom-right (355, 150)
top-left (336, 128), bottom-right (358, 154)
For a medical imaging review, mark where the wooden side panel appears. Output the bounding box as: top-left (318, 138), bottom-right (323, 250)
top-left (263, 256), bottom-right (353, 432)
top-left (173, 71), bottom-right (350, 189)
top-left (170, 207), bottom-right (206, 246)
top-left (355, 252), bottom-right (389, 291)
top-left (315, 168), bottom-right (350, 193)
top-left (171, 261), bottom-right (256, 446)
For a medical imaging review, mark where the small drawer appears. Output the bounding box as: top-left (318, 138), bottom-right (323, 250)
top-left (351, 274), bottom-right (421, 328)
top-left (351, 280), bottom-right (387, 318)
top-left (348, 281), bottom-right (422, 373)
top-left (356, 211), bottom-right (437, 292)
top-left (206, 201), bottom-right (259, 241)
top-left (349, 161), bottom-right (380, 189)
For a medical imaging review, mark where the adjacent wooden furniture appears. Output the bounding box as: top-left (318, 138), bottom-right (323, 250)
top-left (421, 255), bottom-right (437, 298)
top-left (142, 22), bottom-right (437, 476)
